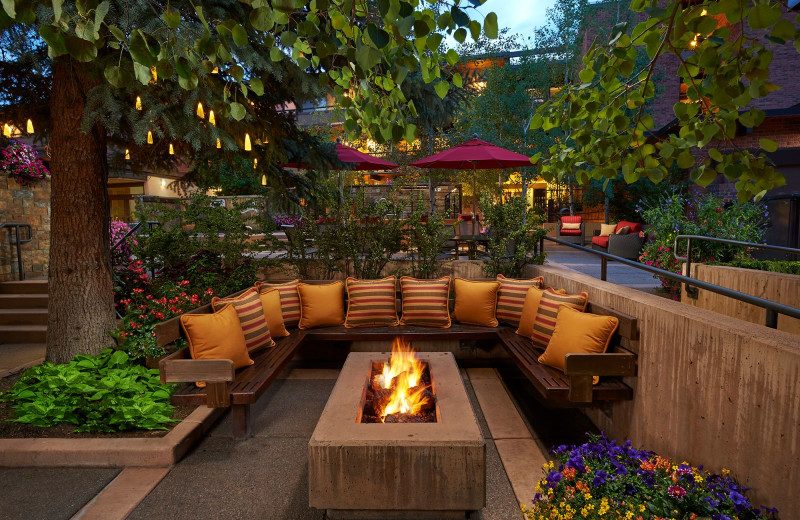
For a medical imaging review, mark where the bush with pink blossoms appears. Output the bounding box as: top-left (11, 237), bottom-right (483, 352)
top-left (0, 139), bottom-right (49, 187)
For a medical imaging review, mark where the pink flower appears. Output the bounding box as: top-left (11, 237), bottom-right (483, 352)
top-left (668, 485), bottom-right (686, 498)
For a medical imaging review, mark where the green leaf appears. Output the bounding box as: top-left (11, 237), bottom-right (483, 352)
top-left (270, 46), bottom-right (283, 61)
top-left (708, 148), bottom-right (723, 162)
top-left (178, 72), bottom-right (198, 90)
top-left (484, 12), bottom-right (497, 39)
top-left (232, 24), bottom-right (248, 46)
top-left (230, 102), bottom-right (246, 121)
top-left (454, 27), bottom-right (467, 44)
top-left (94, 1), bottom-right (109, 27)
top-left (133, 61), bottom-right (152, 85)
top-left (677, 150), bottom-right (695, 169)
top-left (452, 72), bottom-right (463, 88)
top-left (52, 0), bottom-right (63, 22)
top-left (129, 29), bottom-right (157, 67)
top-left (356, 45), bottom-right (382, 71)
top-left (175, 57), bottom-right (192, 79)
top-left (759, 138), bottom-right (778, 153)
top-left (445, 49), bottom-right (459, 66)
top-left (434, 80), bottom-right (449, 99)
top-left (162, 5), bottom-right (180, 28)
top-left (414, 20), bottom-right (430, 37)
top-left (1, 0), bottom-right (15, 17)
top-left (108, 25), bottom-right (125, 42)
top-left (250, 77), bottom-right (264, 96)
top-left (230, 64), bottom-right (244, 82)
top-left (39, 25), bottom-right (68, 57)
top-left (250, 7), bottom-right (274, 31)
top-left (579, 68), bottom-right (594, 83)
top-left (469, 20), bottom-right (481, 41)
top-left (749, 4), bottom-right (782, 30)
top-left (367, 24), bottom-right (390, 48)
top-left (64, 35), bottom-right (97, 62)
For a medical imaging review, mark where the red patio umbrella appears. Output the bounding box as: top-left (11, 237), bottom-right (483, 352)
top-left (411, 137), bottom-right (535, 233)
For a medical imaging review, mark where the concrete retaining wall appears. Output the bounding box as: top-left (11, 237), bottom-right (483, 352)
top-left (682, 264), bottom-right (800, 335)
top-left (260, 259), bottom-right (489, 281)
top-left (525, 262), bottom-right (800, 514)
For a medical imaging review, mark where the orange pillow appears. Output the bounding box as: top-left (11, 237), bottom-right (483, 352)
top-left (398, 276), bottom-right (451, 328)
top-left (345, 276), bottom-right (399, 328)
top-left (538, 305), bottom-right (619, 384)
top-left (258, 289), bottom-right (290, 338)
top-left (496, 275), bottom-right (544, 327)
top-left (516, 287), bottom-right (565, 337)
top-left (212, 287), bottom-right (274, 350)
top-left (297, 281), bottom-right (345, 329)
top-left (453, 278), bottom-right (501, 327)
top-left (255, 279), bottom-right (301, 327)
top-left (531, 288), bottom-right (589, 346)
top-left (180, 303), bottom-right (254, 370)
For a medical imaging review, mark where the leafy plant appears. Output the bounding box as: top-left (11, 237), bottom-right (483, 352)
top-left (639, 192), bottom-right (768, 299)
top-left (0, 138), bottom-right (48, 186)
top-left (405, 199), bottom-right (455, 279)
top-left (708, 259), bottom-right (800, 276)
top-left (341, 190), bottom-right (407, 279)
top-left (109, 220), bottom-right (138, 268)
top-left (524, 433), bottom-right (777, 520)
top-left (1, 349), bottom-right (176, 432)
top-left (480, 195), bottom-right (547, 277)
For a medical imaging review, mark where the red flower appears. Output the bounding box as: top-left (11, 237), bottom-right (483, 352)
top-left (155, 312), bottom-right (165, 320)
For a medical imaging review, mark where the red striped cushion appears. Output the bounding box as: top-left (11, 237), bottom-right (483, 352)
top-left (255, 280), bottom-right (301, 327)
top-left (211, 287), bottom-right (274, 350)
top-left (531, 288), bottom-right (588, 347)
top-left (345, 276), bottom-right (399, 328)
top-left (399, 276), bottom-right (451, 328)
top-left (496, 275), bottom-right (544, 327)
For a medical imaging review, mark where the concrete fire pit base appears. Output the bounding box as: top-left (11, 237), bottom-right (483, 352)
top-left (309, 352), bottom-right (485, 519)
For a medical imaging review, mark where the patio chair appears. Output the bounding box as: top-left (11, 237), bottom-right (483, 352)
top-left (557, 215), bottom-right (584, 245)
top-left (591, 220), bottom-right (645, 259)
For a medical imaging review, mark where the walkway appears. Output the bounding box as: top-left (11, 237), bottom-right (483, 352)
top-left (543, 244), bottom-right (661, 293)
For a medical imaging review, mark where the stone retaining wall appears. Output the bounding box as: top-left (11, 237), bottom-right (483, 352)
top-left (525, 262), bottom-right (800, 514)
top-left (0, 174), bottom-right (50, 281)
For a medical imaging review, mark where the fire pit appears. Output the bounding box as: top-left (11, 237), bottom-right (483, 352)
top-left (309, 340), bottom-right (486, 519)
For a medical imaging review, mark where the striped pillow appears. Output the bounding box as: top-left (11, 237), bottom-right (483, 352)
top-left (345, 276), bottom-right (399, 328)
top-left (212, 287), bottom-right (275, 350)
top-left (531, 288), bottom-right (588, 347)
top-left (399, 276), bottom-right (451, 328)
top-left (255, 279), bottom-right (301, 327)
top-left (496, 275), bottom-right (544, 326)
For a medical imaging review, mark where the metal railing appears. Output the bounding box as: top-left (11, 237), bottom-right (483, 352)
top-left (673, 235), bottom-right (800, 299)
top-left (111, 220), bottom-right (160, 256)
top-left (540, 235), bottom-right (800, 329)
top-left (0, 222), bottom-right (33, 281)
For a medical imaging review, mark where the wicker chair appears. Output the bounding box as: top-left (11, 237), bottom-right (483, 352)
top-left (557, 215), bottom-right (584, 245)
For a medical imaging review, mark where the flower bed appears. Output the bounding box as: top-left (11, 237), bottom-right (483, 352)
top-left (524, 434), bottom-right (776, 520)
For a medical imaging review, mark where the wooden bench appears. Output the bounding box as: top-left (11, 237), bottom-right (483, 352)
top-left (495, 303), bottom-right (638, 403)
top-left (154, 282), bottom-right (638, 437)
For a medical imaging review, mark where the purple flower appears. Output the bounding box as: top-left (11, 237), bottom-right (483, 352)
top-left (668, 485), bottom-right (686, 498)
top-left (592, 470), bottom-right (608, 487)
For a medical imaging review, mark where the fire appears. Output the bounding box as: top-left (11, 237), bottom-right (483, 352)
top-left (374, 338), bottom-right (430, 421)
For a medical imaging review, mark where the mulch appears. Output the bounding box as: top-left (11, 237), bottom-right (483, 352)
top-left (0, 370), bottom-right (195, 439)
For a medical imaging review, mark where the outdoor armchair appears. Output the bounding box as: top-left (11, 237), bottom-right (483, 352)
top-left (557, 215), bottom-right (584, 245)
top-left (590, 221), bottom-right (645, 260)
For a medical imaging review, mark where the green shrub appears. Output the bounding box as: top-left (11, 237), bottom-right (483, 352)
top-left (481, 195), bottom-right (547, 278)
top-left (1, 349), bottom-right (176, 432)
top-left (709, 259), bottom-right (800, 276)
top-left (405, 200), bottom-right (455, 279)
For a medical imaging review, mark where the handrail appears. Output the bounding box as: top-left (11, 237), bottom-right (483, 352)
top-left (672, 235), bottom-right (800, 298)
top-left (0, 222), bottom-right (32, 281)
top-left (540, 235), bottom-right (800, 329)
top-left (111, 220), bottom-right (159, 254)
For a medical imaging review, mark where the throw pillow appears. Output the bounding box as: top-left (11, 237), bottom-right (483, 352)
top-left (398, 276), bottom-right (451, 328)
top-left (561, 222), bottom-right (581, 230)
top-left (496, 275), bottom-right (544, 327)
top-left (297, 281), bottom-right (345, 329)
top-left (538, 305), bottom-right (619, 384)
top-left (212, 287), bottom-right (274, 350)
top-left (617, 226), bottom-right (631, 235)
top-left (345, 276), bottom-right (399, 328)
top-left (254, 279), bottom-right (301, 327)
top-left (600, 223), bottom-right (617, 237)
top-left (531, 288), bottom-right (589, 346)
top-left (516, 287), bottom-right (566, 337)
top-left (180, 303), bottom-right (253, 375)
top-left (258, 288), bottom-right (290, 338)
top-left (453, 278), bottom-right (501, 327)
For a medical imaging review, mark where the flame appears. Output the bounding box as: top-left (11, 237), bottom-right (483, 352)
top-left (374, 338), bottom-right (429, 421)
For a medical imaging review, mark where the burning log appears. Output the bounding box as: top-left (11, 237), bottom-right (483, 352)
top-left (384, 413), bottom-right (425, 423)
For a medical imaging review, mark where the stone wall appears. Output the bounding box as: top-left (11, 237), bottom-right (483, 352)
top-left (524, 262), bottom-right (800, 514)
top-left (0, 174), bottom-right (50, 281)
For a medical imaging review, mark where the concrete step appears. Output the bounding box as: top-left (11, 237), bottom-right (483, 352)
top-left (0, 325), bottom-right (46, 344)
top-left (0, 343), bottom-right (46, 374)
top-left (0, 294), bottom-right (48, 309)
top-left (0, 280), bottom-right (48, 295)
top-left (0, 308), bottom-right (48, 325)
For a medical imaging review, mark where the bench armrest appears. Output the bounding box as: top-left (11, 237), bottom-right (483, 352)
top-left (160, 358), bottom-right (235, 408)
top-left (564, 353), bottom-right (636, 403)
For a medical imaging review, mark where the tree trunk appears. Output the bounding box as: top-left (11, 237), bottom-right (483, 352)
top-left (46, 57), bottom-right (116, 364)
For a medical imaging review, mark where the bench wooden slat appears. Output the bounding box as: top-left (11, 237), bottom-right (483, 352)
top-left (586, 303), bottom-right (639, 341)
top-left (305, 324), bottom-right (498, 341)
top-left (160, 359), bottom-right (235, 384)
top-left (564, 353), bottom-right (636, 377)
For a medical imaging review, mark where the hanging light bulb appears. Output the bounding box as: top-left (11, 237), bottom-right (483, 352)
top-left (261, 174), bottom-right (267, 186)
top-left (26, 119), bottom-right (34, 134)
top-left (150, 66), bottom-right (158, 82)
top-left (125, 149), bottom-right (130, 160)
top-left (244, 133), bottom-right (252, 151)
top-left (208, 110), bottom-right (215, 126)
top-left (136, 96), bottom-right (142, 110)
top-left (196, 102), bottom-right (205, 119)
top-left (216, 138), bottom-right (221, 149)
top-left (3, 123), bottom-right (12, 137)
top-left (147, 131), bottom-right (153, 144)
top-left (253, 158), bottom-right (258, 168)
top-left (169, 143), bottom-right (175, 155)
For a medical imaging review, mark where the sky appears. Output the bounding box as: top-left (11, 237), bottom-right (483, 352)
top-left (444, 0), bottom-right (559, 49)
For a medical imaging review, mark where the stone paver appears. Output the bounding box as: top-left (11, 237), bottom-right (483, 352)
top-left (0, 468), bottom-right (120, 520)
top-left (0, 343), bottom-right (45, 374)
top-left (71, 467), bottom-right (171, 520)
top-left (544, 244), bottom-right (660, 291)
top-left (495, 438), bottom-right (548, 508)
top-left (467, 369), bottom-right (531, 440)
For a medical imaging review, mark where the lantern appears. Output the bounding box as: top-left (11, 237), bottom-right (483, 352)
top-left (147, 131), bottom-right (153, 144)
top-left (125, 149), bottom-right (130, 160)
top-left (244, 133), bottom-right (252, 151)
top-left (169, 143), bottom-right (175, 155)
top-left (196, 102), bottom-right (204, 119)
top-left (216, 138), bottom-right (221, 149)
top-left (253, 158), bottom-right (258, 168)
top-left (261, 174), bottom-right (267, 186)
top-left (208, 110), bottom-right (215, 126)
top-left (26, 119), bottom-right (34, 134)
top-left (135, 96), bottom-right (142, 110)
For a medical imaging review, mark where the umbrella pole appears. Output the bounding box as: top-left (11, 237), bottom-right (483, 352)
top-left (472, 165), bottom-right (477, 235)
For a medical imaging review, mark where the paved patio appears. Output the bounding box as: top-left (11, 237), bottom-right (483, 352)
top-left (543, 243), bottom-right (661, 292)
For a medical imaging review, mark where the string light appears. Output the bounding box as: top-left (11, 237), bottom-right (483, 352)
top-left (196, 102), bottom-right (204, 119)
top-left (216, 138), bottom-right (221, 149)
top-left (212, 67), bottom-right (219, 74)
top-left (125, 149), bottom-right (130, 160)
top-left (26, 119), bottom-right (34, 134)
top-left (208, 110), bottom-right (215, 126)
top-left (169, 143), bottom-right (175, 155)
top-left (135, 96), bottom-right (142, 110)
top-left (147, 131), bottom-right (153, 144)
top-left (244, 133), bottom-right (252, 151)
top-left (261, 174), bottom-right (267, 186)
top-left (253, 158), bottom-right (258, 169)
top-left (689, 35), bottom-right (698, 48)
